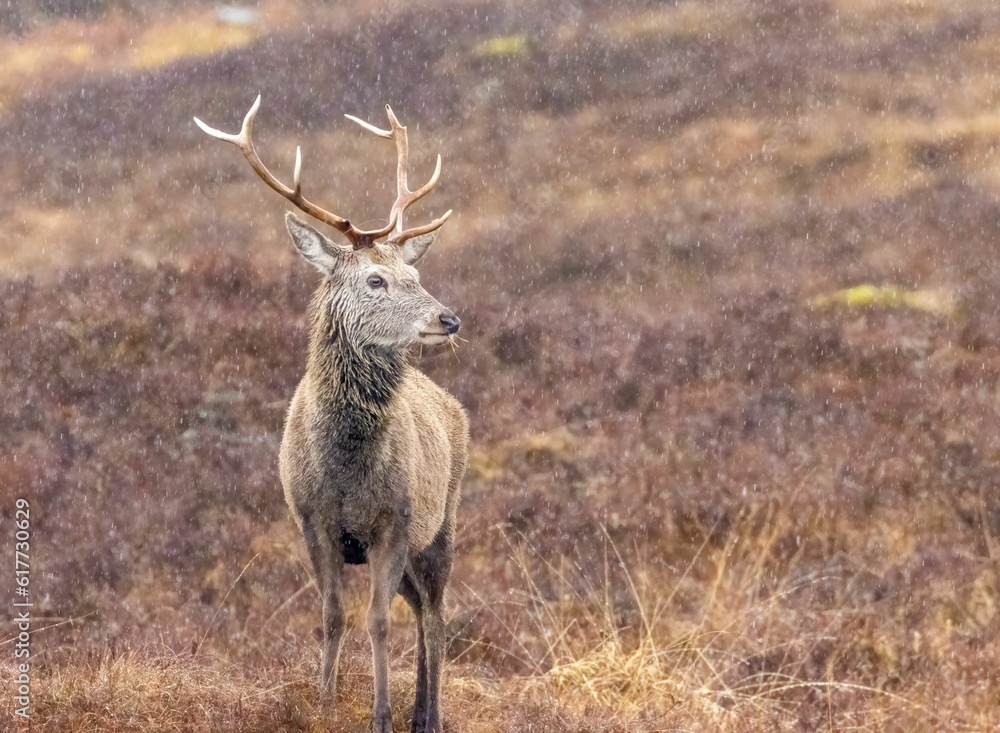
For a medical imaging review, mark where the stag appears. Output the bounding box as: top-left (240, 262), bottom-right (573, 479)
top-left (195, 97), bottom-right (468, 733)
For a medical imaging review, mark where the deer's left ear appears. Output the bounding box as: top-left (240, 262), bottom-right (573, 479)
top-left (286, 213), bottom-right (347, 271)
top-left (398, 231), bottom-right (439, 265)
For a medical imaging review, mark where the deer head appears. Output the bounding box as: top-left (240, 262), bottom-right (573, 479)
top-left (284, 213), bottom-right (459, 348)
top-left (194, 97), bottom-right (459, 348)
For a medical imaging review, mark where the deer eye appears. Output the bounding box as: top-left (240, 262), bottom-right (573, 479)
top-left (367, 275), bottom-right (386, 289)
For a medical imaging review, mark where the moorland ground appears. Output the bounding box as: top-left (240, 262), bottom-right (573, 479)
top-left (1, 0), bottom-right (999, 730)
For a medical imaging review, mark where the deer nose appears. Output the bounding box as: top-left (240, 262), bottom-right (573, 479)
top-left (439, 310), bottom-right (461, 335)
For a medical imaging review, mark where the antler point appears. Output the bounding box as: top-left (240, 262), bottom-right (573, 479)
top-left (293, 146), bottom-right (303, 195)
top-left (385, 105), bottom-right (402, 129)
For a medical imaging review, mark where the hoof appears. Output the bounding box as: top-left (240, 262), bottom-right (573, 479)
top-left (413, 715), bottom-right (440, 733)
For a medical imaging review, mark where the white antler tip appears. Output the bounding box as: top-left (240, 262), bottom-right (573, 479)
top-left (345, 113), bottom-right (393, 139)
top-left (193, 115), bottom-right (235, 141)
top-left (293, 146), bottom-right (302, 194)
top-left (385, 105), bottom-right (402, 129)
top-left (242, 94), bottom-right (262, 131)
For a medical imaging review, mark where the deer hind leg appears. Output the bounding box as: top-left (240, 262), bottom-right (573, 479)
top-left (398, 573), bottom-right (427, 733)
top-left (367, 531), bottom-right (409, 733)
top-left (407, 530), bottom-right (453, 733)
top-left (300, 514), bottom-right (345, 699)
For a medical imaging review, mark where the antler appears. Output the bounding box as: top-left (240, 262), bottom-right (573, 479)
top-left (194, 95), bottom-right (396, 249)
top-left (345, 105), bottom-right (452, 245)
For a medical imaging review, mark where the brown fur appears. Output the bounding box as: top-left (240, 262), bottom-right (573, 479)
top-left (279, 213), bottom-right (468, 733)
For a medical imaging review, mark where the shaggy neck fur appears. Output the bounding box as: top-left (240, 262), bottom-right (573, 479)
top-left (306, 285), bottom-right (405, 454)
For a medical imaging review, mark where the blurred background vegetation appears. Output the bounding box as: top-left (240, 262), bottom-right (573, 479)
top-left (0, 0), bottom-right (999, 730)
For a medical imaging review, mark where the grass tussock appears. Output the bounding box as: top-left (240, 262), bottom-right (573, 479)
top-left (38, 651), bottom-right (312, 731)
top-left (496, 520), bottom-right (992, 732)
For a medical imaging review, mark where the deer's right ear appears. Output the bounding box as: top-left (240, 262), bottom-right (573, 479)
top-left (399, 231), bottom-right (439, 265)
top-left (286, 213), bottom-right (346, 271)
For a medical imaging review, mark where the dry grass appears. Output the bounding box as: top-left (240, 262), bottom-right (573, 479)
top-left (13, 521), bottom-right (992, 731)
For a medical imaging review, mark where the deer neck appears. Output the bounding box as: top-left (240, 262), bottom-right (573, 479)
top-left (306, 304), bottom-right (404, 446)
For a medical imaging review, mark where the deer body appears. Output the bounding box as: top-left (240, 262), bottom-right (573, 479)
top-left (195, 99), bottom-right (467, 733)
top-left (280, 287), bottom-right (468, 558)
top-left (282, 366), bottom-right (465, 556)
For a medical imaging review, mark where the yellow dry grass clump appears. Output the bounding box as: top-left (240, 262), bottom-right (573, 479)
top-left (131, 16), bottom-right (259, 69)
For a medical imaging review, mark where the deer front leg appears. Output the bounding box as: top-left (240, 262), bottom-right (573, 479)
top-left (410, 533), bottom-right (453, 733)
top-left (367, 531), bottom-right (408, 733)
top-left (398, 573), bottom-right (428, 732)
top-left (300, 515), bottom-right (345, 699)
top-left (421, 607), bottom-right (446, 732)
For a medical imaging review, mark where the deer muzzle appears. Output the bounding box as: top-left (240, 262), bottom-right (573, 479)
top-left (439, 310), bottom-right (461, 335)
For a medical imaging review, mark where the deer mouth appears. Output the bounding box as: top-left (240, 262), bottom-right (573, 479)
top-left (418, 331), bottom-right (452, 345)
